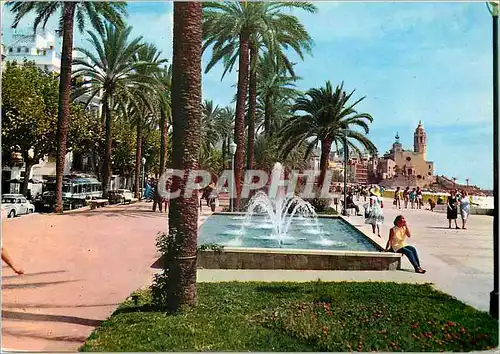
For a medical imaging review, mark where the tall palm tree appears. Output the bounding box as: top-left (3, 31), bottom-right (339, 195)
top-left (201, 100), bottom-right (223, 158)
top-left (279, 81), bottom-right (377, 189)
top-left (156, 64), bottom-right (173, 176)
top-left (131, 44), bottom-right (167, 198)
top-left (218, 107), bottom-right (235, 169)
top-left (258, 52), bottom-right (300, 135)
top-left (72, 24), bottom-right (151, 197)
top-left (166, 1), bottom-right (203, 311)
top-left (202, 1), bottom-right (316, 209)
top-left (8, 1), bottom-right (127, 214)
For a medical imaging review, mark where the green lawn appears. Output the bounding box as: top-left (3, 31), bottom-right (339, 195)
top-left (81, 282), bottom-right (498, 352)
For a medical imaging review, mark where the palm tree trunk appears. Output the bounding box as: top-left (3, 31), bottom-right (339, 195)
top-left (222, 139), bottom-right (227, 169)
top-left (264, 95), bottom-right (272, 136)
top-left (101, 96), bottom-right (113, 197)
top-left (160, 106), bottom-right (168, 175)
top-left (55, 2), bottom-right (76, 214)
top-left (246, 43), bottom-right (257, 170)
top-left (166, 1), bottom-right (202, 312)
top-left (134, 123), bottom-right (142, 199)
top-left (319, 138), bottom-right (333, 191)
top-left (233, 33), bottom-right (250, 210)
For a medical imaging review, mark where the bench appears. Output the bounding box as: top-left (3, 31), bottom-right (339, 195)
top-left (88, 199), bottom-right (108, 209)
top-left (340, 201), bottom-right (359, 216)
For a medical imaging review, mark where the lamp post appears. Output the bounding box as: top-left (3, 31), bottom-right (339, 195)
top-left (488, 1), bottom-right (499, 319)
top-left (141, 157), bottom-right (146, 199)
top-left (229, 141), bottom-right (237, 212)
top-left (342, 129), bottom-right (349, 216)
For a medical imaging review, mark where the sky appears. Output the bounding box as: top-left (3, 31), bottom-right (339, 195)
top-left (1, 1), bottom-right (496, 189)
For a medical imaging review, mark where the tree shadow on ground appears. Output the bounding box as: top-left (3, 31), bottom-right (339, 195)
top-left (426, 226), bottom-right (458, 230)
top-left (2, 302), bottom-right (119, 309)
top-left (112, 304), bottom-right (164, 316)
top-left (2, 310), bottom-right (103, 327)
top-left (2, 279), bottom-right (81, 290)
top-left (2, 327), bottom-right (87, 344)
top-left (65, 208), bottom-right (167, 219)
top-left (2, 270), bottom-right (68, 280)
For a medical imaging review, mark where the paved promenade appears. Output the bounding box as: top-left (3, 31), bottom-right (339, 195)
top-left (1, 197), bottom-right (494, 351)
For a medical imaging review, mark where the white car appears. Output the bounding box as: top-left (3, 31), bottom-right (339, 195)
top-left (116, 189), bottom-right (134, 203)
top-left (2, 194), bottom-right (35, 218)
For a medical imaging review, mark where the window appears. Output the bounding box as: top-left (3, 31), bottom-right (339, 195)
top-left (21, 198), bottom-right (27, 203)
top-left (17, 48), bottom-right (21, 53)
top-left (428, 172), bottom-right (432, 176)
top-left (25, 47), bottom-right (29, 53)
top-left (43, 50), bottom-right (46, 55)
top-left (9, 47), bottom-right (12, 53)
top-left (406, 156), bottom-right (411, 161)
top-left (37, 49), bottom-right (40, 55)
top-left (428, 165), bottom-right (431, 169)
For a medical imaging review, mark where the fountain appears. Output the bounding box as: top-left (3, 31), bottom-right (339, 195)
top-left (230, 162), bottom-right (336, 247)
top-left (196, 162), bottom-right (401, 270)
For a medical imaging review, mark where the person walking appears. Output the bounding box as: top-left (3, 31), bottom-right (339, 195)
top-left (416, 187), bottom-right (423, 209)
top-left (447, 190), bottom-right (460, 229)
top-left (409, 188), bottom-right (417, 209)
top-left (365, 186), bottom-right (384, 237)
top-left (394, 187), bottom-right (402, 209)
top-left (2, 247), bottom-right (24, 275)
top-left (459, 190), bottom-right (471, 229)
top-left (385, 215), bottom-right (426, 274)
top-left (403, 187), bottom-right (410, 208)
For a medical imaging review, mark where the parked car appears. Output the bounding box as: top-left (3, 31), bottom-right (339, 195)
top-left (2, 194), bottom-right (35, 218)
top-left (108, 189), bottom-right (134, 204)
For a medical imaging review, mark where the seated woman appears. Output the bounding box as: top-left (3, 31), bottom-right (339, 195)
top-left (384, 215), bottom-right (426, 274)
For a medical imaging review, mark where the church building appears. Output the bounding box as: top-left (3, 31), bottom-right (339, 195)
top-left (378, 121), bottom-right (434, 180)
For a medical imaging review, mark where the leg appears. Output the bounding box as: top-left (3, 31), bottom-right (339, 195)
top-left (152, 199), bottom-right (157, 211)
top-left (371, 223), bottom-right (376, 234)
top-left (376, 224), bottom-right (381, 237)
top-left (1, 248), bottom-right (23, 275)
top-left (397, 247), bottom-right (420, 271)
top-left (403, 245), bottom-right (421, 267)
top-left (448, 218), bottom-right (451, 228)
top-left (354, 205), bottom-right (360, 214)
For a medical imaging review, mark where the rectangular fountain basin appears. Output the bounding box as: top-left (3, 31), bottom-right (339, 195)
top-left (197, 213), bottom-right (401, 271)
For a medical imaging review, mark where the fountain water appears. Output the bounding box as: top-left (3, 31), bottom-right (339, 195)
top-left (232, 162), bottom-right (336, 247)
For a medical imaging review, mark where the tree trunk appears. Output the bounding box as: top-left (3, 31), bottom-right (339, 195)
top-left (166, 1), bottom-right (202, 312)
top-left (233, 33), bottom-right (250, 210)
top-left (160, 106), bottom-right (168, 175)
top-left (246, 43), bottom-right (257, 170)
top-left (55, 2), bottom-right (76, 214)
top-left (21, 151), bottom-right (34, 196)
top-left (101, 96), bottom-right (113, 197)
top-left (134, 123), bottom-right (142, 199)
top-left (264, 95), bottom-right (272, 136)
top-left (222, 139), bottom-right (227, 169)
top-left (319, 138), bottom-right (333, 191)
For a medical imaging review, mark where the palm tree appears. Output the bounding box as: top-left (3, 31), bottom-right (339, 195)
top-left (218, 107), bottom-right (235, 169)
top-left (131, 44), bottom-right (167, 198)
top-left (258, 52), bottom-right (301, 135)
top-left (279, 81), bottom-right (377, 189)
top-left (8, 1), bottom-right (127, 214)
top-left (166, 1), bottom-right (203, 311)
top-left (72, 24), bottom-right (152, 197)
top-left (156, 64), bottom-right (173, 176)
top-left (201, 100), bottom-right (223, 157)
top-left (202, 1), bottom-right (316, 209)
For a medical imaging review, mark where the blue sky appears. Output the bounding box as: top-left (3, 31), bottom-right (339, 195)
top-left (1, 1), bottom-right (495, 189)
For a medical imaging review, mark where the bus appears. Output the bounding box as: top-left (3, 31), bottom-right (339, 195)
top-left (41, 175), bottom-right (102, 210)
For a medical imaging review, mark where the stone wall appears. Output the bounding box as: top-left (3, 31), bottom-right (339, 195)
top-left (197, 248), bottom-right (401, 271)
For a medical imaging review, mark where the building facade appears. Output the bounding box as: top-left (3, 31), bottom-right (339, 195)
top-left (2, 29), bottom-right (102, 196)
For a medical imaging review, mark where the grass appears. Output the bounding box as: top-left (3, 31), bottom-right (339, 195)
top-left (81, 282), bottom-right (498, 352)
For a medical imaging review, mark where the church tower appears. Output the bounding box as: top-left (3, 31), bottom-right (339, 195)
top-left (413, 120), bottom-right (427, 158)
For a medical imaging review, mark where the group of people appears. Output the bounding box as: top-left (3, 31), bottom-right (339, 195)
top-left (393, 186), bottom-right (425, 209)
top-left (446, 189), bottom-right (474, 230)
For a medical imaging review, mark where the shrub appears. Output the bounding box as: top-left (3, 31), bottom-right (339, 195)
top-left (305, 198), bottom-right (330, 213)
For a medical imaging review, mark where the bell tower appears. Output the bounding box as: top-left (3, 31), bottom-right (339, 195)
top-left (413, 120), bottom-right (427, 158)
